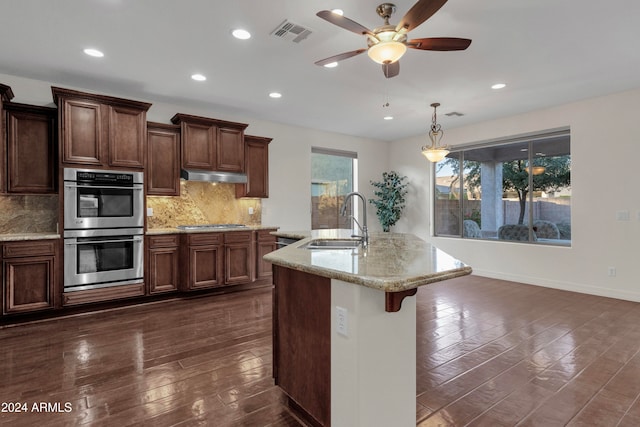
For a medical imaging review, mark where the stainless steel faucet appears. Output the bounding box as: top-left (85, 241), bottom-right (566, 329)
top-left (340, 191), bottom-right (369, 248)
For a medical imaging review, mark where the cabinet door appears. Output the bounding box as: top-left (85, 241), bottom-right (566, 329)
top-left (6, 107), bottom-right (56, 193)
top-left (237, 136), bottom-right (271, 198)
top-left (61, 98), bottom-right (103, 165)
top-left (3, 255), bottom-right (55, 314)
top-left (217, 127), bottom-right (244, 172)
top-left (224, 231), bottom-right (253, 285)
top-left (148, 246), bottom-right (179, 294)
top-left (188, 244), bottom-right (224, 289)
top-left (147, 124), bottom-right (180, 195)
top-left (182, 122), bottom-right (216, 170)
top-left (256, 232), bottom-right (277, 280)
top-left (108, 105), bottom-right (146, 169)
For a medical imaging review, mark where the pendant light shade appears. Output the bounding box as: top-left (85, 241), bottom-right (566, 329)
top-left (421, 103), bottom-right (449, 162)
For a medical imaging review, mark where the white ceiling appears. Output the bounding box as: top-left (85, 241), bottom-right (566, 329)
top-left (1, 0), bottom-right (639, 141)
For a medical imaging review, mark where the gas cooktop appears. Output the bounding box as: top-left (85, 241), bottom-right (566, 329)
top-left (176, 224), bottom-right (248, 230)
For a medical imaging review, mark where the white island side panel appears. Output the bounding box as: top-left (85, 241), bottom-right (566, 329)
top-left (331, 278), bottom-right (416, 427)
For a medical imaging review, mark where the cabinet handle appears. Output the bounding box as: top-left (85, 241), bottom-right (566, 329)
top-left (64, 184), bottom-right (143, 191)
top-left (65, 237), bottom-right (143, 245)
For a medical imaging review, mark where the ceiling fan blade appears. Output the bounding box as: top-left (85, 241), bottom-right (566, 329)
top-left (396, 0), bottom-right (448, 32)
top-left (382, 61), bottom-right (400, 78)
top-left (408, 37), bottom-right (472, 51)
top-left (314, 49), bottom-right (367, 66)
top-left (317, 10), bottom-right (373, 36)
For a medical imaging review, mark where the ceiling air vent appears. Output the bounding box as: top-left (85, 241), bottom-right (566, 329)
top-left (270, 20), bottom-right (312, 43)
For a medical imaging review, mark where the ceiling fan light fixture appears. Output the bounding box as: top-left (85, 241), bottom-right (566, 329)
top-left (367, 40), bottom-right (406, 64)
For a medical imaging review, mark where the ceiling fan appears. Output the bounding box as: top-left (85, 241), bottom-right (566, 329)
top-left (315, 0), bottom-right (471, 78)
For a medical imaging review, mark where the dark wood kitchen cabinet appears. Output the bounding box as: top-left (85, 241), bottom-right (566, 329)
top-left (236, 135), bottom-right (271, 198)
top-left (52, 87), bottom-right (151, 169)
top-left (4, 102), bottom-right (57, 194)
top-left (224, 231), bottom-right (253, 285)
top-left (146, 122), bottom-right (180, 195)
top-left (2, 239), bottom-right (58, 315)
top-left (147, 234), bottom-right (180, 294)
top-left (0, 83), bottom-right (15, 193)
top-left (255, 229), bottom-right (277, 282)
top-left (171, 113), bottom-right (248, 172)
top-left (183, 233), bottom-right (224, 290)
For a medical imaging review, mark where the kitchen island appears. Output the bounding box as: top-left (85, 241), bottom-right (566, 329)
top-left (264, 231), bottom-right (472, 427)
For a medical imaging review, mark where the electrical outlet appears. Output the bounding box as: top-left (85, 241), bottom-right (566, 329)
top-left (248, 207), bottom-right (254, 215)
top-left (336, 306), bottom-right (348, 337)
top-left (147, 207), bottom-right (153, 217)
top-left (616, 210), bottom-right (630, 221)
top-left (608, 267), bottom-right (616, 277)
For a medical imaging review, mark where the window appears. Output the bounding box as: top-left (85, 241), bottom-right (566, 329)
top-left (434, 128), bottom-right (571, 245)
top-left (311, 147), bottom-right (357, 230)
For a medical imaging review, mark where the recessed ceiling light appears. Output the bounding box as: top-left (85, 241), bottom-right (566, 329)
top-left (331, 9), bottom-right (344, 16)
top-left (191, 74), bottom-right (207, 81)
top-left (232, 29), bottom-right (251, 40)
top-left (269, 92), bottom-right (282, 99)
top-left (323, 62), bottom-right (338, 68)
top-left (383, 116), bottom-right (393, 121)
top-left (83, 48), bottom-right (104, 58)
top-left (491, 83), bottom-right (506, 90)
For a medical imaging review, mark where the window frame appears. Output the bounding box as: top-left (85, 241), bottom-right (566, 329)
top-left (432, 127), bottom-right (571, 246)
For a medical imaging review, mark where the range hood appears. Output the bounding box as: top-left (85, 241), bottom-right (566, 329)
top-left (180, 169), bottom-right (247, 184)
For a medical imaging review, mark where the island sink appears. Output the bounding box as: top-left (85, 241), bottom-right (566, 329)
top-left (300, 238), bottom-right (361, 249)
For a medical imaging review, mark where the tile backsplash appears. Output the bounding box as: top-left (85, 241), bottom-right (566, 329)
top-left (0, 182), bottom-right (260, 234)
top-left (146, 181), bottom-right (262, 229)
top-left (0, 195), bottom-right (58, 233)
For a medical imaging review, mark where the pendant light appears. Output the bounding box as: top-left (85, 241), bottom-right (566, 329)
top-left (421, 102), bottom-right (449, 162)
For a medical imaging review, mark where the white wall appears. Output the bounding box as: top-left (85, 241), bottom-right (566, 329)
top-left (390, 87), bottom-right (640, 302)
top-left (0, 72), bottom-right (390, 232)
top-left (8, 71), bottom-right (640, 301)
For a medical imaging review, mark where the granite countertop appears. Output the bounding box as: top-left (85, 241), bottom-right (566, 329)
top-left (0, 233), bottom-right (60, 242)
top-left (146, 225), bottom-right (279, 235)
top-left (264, 232), bottom-right (472, 293)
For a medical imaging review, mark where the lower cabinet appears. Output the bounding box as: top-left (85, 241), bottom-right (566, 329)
top-left (2, 240), bottom-right (58, 314)
top-left (224, 231), bottom-right (253, 285)
top-left (256, 230), bottom-right (277, 282)
top-left (180, 229), bottom-right (276, 291)
top-left (147, 234), bottom-right (180, 294)
top-left (183, 233), bottom-right (224, 290)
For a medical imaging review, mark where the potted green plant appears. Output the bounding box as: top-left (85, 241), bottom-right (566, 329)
top-left (369, 171), bottom-right (408, 232)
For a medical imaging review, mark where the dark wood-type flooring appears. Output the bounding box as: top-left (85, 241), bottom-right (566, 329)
top-left (3, 276), bottom-right (640, 426)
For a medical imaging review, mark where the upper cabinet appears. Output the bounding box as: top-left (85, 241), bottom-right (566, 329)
top-left (171, 113), bottom-right (248, 173)
top-left (236, 135), bottom-right (271, 198)
top-left (4, 102), bottom-right (57, 194)
top-left (52, 87), bottom-right (151, 169)
top-left (0, 84), bottom-right (15, 193)
top-left (146, 122), bottom-right (181, 196)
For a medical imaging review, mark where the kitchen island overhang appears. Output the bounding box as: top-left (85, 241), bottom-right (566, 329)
top-left (264, 232), bottom-right (472, 303)
top-left (265, 232), bottom-right (472, 427)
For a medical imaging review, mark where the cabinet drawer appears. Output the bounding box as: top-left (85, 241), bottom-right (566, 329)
top-left (256, 229), bottom-right (277, 242)
top-left (224, 231), bottom-right (252, 244)
top-left (187, 233), bottom-right (222, 246)
top-left (148, 234), bottom-right (180, 248)
top-left (3, 240), bottom-right (57, 258)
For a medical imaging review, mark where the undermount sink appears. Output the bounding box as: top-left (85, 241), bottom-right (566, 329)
top-left (300, 238), bottom-right (362, 250)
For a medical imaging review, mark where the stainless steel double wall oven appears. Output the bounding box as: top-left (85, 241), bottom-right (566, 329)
top-left (63, 168), bottom-right (144, 292)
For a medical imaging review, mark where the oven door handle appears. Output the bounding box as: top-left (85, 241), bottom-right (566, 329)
top-left (65, 237), bottom-right (143, 245)
top-left (64, 184), bottom-right (143, 191)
